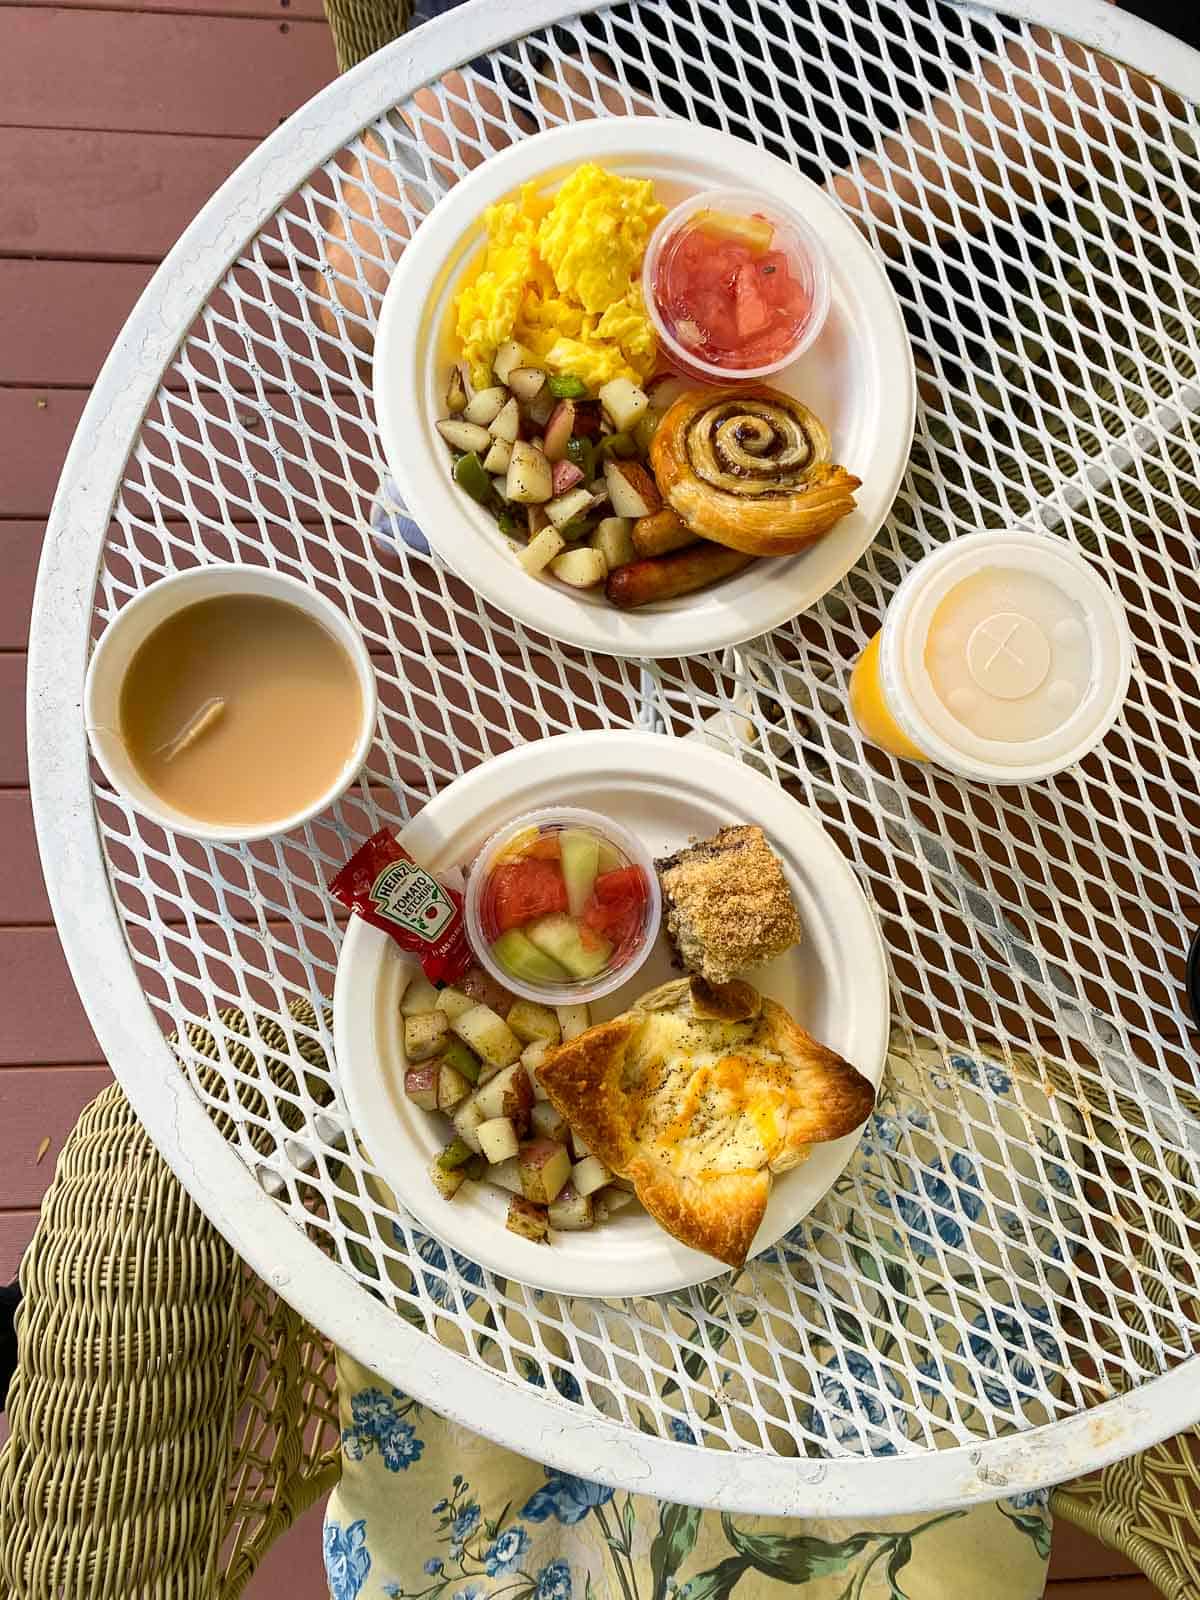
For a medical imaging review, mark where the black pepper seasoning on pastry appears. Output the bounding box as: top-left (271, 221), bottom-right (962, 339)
top-left (654, 825), bottom-right (803, 985)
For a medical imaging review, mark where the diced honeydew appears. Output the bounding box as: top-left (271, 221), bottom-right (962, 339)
top-left (436, 1061), bottom-right (474, 1113)
top-left (472, 1061), bottom-right (534, 1131)
top-left (451, 1004), bottom-right (522, 1068)
top-left (493, 340), bottom-right (532, 386)
top-left (546, 486), bottom-right (595, 529)
top-left (436, 986), bottom-right (476, 1022)
top-left (489, 396), bottom-right (521, 444)
top-left (508, 366), bottom-right (548, 402)
top-left (451, 1097), bottom-right (488, 1153)
top-left (478, 1116), bottom-right (520, 1165)
top-left (507, 1000), bottom-right (561, 1046)
top-left (559, 828), bottom-right (600, 918)
top-left (462, 385), bottom-right (508, 427)
top-left (490, 927), bottom-right (570, 984)
top-left (556, 1003), bottom-right (590, 1041)
top-left (518, 526), bottom-right (565, 577)
top-left (549, 548), bottom-right (607, 589)
top-left (571, 1154), bottom-right (610, 1197)
top-left (506, 441), bottom-right (554, 505)
top-left (404, 1011), bottom-right (449, 1062)
top-left (591, 516), bottom-right (636, 571)
top-left (403, 1063), bottom-right (439, 1111)
top-left (548, 1183), bottom-right (594, 1231)
top-left (594, 840), bottom-right (623, 873)
top-left (400, 971), bottom-right (441, 1016)
top-left (437, 418), bottom-right (492, 454)
top-left (483, 438), bottom-right (513, 475)
top-left (530, 1100), bottom-right (570, 1143)
top-left (518, 1138), bottom-right (572, 1205)
top-left (506, 1194), bottom-right (549, 1242)
top-left (598, 377), bottom-right (649, 433)
top-left (526, 912), bottom-right (611, 979)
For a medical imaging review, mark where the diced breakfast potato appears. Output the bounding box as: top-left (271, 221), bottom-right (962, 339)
top-left (548, 1183), bottom-right (594, 1231)
top-left (404, 1011), bottom-right (449, 1062)
top-left (431, 1138), bottom-right (473, 1200)
top-left (507, 1001), bottom-right (561, 1046)
top-left (436, 986), bottom-right (476, 1022)
top-left (595, 1184), bottom-right (636, 1221)
top-left (543, 400), bottom-right (575, 463)
top-left (591, 516), bottom-right (636, 572)
top-left (445, 365), bottom-right (468, 415)
top-left (472, 1061), bottom-right (534, 1134)
top-left (571, 1154), bottom-right (610, 1197)
top-left (506, 1194), bottom-right (549, 1243)
top-left (556, 1003), bottom-right (590, 1041)
top-left (493, 340), bottom-right (532, 386)
top-left (546, 486), bottom-right (594, 530)
top-left (507, 366), bottom-right (547, 402)
top-left (604, 458), bottom-right (660, 519)
top-left (531, 1100), bottom-right (570, 1143)
top-left (451, 1097), bottom-right (487, 1153)
top-left (436, 418), bottom-right (492, 454)
top-left (518, 1138), bottom-right (572, 1205)
top-left (571, 1129), bottom-right (591, 1160)
top-left (436, 1061), bottom-right (474, 1113)
top-left (506, 441), bottom-right (554, 505)
top-left (478, 1116), bottom-right (520, 1165)
top-left (550, 548), bottom-right (607, 589)
top-left (599, 377), bottom-right (649, 434)
top-left (519, 526), bottom-right (565, 577)
top-left (403, 1063), bottom-right (439, 1111)
top-left (452, 1004), bottom-right (522, 1068)
top-left (462, 385), bottom-right (507, 427)
top-left (489, 396), bottom-right (521, 444)
top-left (400, 971), bottom-right (441, 1017)
top-left (489, 1155), bottom-right (524, 1195)
top-left (483, 438), bottom-right (512, 475)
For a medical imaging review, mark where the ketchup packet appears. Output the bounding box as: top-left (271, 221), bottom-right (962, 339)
top-left (330, 829), bottom-right (472, 986)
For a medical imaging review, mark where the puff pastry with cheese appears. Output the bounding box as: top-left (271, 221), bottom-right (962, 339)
top-left (536, 976), bottom-right (874, 1268)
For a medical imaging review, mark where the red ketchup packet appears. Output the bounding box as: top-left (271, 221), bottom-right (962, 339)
top-left (330, 829), bottom-right (472, 986)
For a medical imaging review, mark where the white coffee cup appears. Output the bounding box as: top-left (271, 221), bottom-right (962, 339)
top-left (84, 564), bottom-right (377, 841)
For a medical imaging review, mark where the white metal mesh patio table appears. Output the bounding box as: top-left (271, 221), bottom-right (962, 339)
top-left (27, 0), bottom-right (1200, 1517)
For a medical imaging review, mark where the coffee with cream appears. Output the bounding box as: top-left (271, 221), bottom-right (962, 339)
top-left (119, 594), bottom-right (364, 828)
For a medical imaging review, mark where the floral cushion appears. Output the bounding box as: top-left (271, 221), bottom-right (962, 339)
top-left (325, 1033), bottom-right (1073, 1598)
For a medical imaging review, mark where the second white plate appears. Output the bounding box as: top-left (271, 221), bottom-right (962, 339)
top-left (374, 117), bottom-right (916, 659)
top-left (333, 732), bottom-right (889, 1298)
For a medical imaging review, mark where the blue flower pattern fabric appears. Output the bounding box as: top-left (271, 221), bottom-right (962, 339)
top-left (325, 1037), bottom-right (1068, 1597)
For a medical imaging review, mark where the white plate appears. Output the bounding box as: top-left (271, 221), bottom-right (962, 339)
top-left (333, 732), bottom-right (889, 1297)
top-left (374, 117), bottom-right (915, 659)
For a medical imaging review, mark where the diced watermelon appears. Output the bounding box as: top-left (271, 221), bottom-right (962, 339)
top-left (592, 866), bottom-right (647, 903)
top-left (486, 859), bottom-right (568, 933)
top-left (734, 264), bottom-right (769, 338)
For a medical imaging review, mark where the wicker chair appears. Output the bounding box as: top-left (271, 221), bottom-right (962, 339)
top-left (2, 3), bottom-right (1195, 1597)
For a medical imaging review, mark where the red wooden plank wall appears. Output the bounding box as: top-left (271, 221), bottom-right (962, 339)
top-left (0, 0), bottom-right (1168, 1592)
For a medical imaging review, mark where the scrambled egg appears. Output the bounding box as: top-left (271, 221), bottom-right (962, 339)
top-left (455, 162), bottom-right (664, 391)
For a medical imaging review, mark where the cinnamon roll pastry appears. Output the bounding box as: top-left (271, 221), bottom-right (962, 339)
top-left (650, 387), bottom-right (860, 556)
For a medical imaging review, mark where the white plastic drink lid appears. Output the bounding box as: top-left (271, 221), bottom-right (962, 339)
top-left (877, 531), bottom-right (1133, 783)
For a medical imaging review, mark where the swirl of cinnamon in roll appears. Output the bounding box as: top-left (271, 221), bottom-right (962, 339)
top-left (650, 387), bottom-right (861, 556)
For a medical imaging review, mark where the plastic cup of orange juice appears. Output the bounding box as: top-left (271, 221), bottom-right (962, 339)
top-left (848, 532), bottom-right (1133, 783)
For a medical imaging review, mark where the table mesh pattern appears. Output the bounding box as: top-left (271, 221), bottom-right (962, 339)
top-left (91, 0), bottom-right (1200, 1468)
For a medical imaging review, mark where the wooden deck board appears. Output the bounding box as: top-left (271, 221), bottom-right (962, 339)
top-left (2, 8), bottom-right (336, 139)
top-left (1, 2), bottom-right (1176, 1593)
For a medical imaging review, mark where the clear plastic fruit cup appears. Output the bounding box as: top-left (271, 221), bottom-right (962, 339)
top-left (464, 806), bottom-right (662, 1006)
top-left (642, 187), bottom-right (831, 384)
top-left (848, 531), bottom-right (1133, 783)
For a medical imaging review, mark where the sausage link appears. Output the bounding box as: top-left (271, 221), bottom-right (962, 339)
top-left (605, 544), bottom-right (754, 608)
top-left (631, 508), bottom-right (697, 558)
